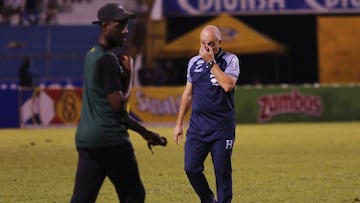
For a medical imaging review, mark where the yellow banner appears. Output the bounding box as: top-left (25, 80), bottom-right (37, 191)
top-left (317, 16), bottom-right (360, 83)
top-left (128, 86), bottom-right (189, 123)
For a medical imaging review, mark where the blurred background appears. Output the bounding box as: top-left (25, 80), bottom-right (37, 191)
top-left (1, 0), bottom-right (359, 86)
top-left (0, 0), bottom-right (359, 128)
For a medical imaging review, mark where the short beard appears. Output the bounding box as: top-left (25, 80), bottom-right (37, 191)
top-left (106, 35), bottom-right (123, 48)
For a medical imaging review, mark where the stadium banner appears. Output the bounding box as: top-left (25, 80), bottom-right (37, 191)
top-left (129, 85), bottom-right (360, 124)
top-left (234, 85), bottom-right (360, 123)
top-left (128, 86), bottom-right (189, 123)
top-left (163, 0), bottom-right (360, 16)
top-left (2, 85), bottom-right (360, 128)
top-left (19, 88), bottom-right (82, 127)
top-left (317, 16), bottom-right (360, 83)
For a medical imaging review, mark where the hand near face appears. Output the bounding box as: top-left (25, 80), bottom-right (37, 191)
top-left (119, 55), bottom-right (132, 73)
top-left (199, 45), bottom-right (214, 62)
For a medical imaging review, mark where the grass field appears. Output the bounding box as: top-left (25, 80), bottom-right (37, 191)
top-left (0, 122), bottom-right (360, 203)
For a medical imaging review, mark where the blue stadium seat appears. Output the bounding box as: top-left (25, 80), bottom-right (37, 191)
top-left (0, 26), bottom-right (99, 82)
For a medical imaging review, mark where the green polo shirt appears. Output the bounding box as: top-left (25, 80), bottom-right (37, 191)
top-left (75, 44), bottom-right (130, 148)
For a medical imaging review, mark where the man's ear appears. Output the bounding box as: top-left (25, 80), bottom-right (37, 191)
top-left (101, 21), bottom-right (106, 27)
top-left (101, 21), bottom-right (109, 31)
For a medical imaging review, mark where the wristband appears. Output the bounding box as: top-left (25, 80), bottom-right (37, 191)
top-left (207, 60), bottom-right (216, 69)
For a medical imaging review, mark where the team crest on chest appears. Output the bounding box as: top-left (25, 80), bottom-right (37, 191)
top-left (210, 74), bottom-right (219, 86)
top-left (194, 60), bottom-right (204, 73)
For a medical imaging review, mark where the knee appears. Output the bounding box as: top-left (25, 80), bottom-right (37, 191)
top-left (185, 166), bottom-right (202, 177)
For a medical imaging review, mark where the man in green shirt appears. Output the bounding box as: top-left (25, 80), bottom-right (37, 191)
top-left (70, 3), bottom-right (166, 203)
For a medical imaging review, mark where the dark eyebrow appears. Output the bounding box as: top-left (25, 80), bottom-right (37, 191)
top-left (201, 41), bottom-right (216, 46)
top-left (113, 20), bottom-right (127, 29)
top-left (201, 40), bottom-right (215, 42)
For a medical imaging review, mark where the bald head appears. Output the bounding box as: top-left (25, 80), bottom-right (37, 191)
top-left (200, 25), bottom-right (222, 55)
top-left (200, 25), bottom-right (222, 41)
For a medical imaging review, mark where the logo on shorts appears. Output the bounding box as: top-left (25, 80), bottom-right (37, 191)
top-left (225, 139), bottom-right (234, 149)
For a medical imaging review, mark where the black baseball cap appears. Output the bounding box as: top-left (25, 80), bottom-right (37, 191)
top-left (92, 3), bottom-right (135, 24)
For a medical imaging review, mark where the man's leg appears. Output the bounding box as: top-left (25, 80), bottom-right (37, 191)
top-left (104, 143), bottom-right (145, 203)
top-left (211, 132), bottom-right (235, 203)
top-left (70, 148), bottom-right (105, 203)
top-left (185, 136), bottom-right (215, 203)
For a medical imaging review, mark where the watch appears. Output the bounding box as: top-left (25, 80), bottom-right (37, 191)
top-left (207, 60), bottom-right (216, 69)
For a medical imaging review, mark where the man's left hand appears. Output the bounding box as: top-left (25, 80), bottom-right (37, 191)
top-left (141, 130), bottom-right (167, 153)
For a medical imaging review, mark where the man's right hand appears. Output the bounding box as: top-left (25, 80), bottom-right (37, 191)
top-left (173, 124), bottom-right (183, 145)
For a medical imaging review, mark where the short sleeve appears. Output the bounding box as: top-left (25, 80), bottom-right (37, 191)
top-left (97, 54), bottom-right (124, 95)
top-left (224, 54), bottom-right (240, 80)
top-left (187, 56), bottom-right (201, 83)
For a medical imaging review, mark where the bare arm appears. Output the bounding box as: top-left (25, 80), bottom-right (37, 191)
top-left (173, 82), bottom-right (193, 145)
top-left (107, 91), bottom-right (166, 148)
top-left (199, 45), bottom-right (237, 92)
top-left (210, 63), bottom-right (237, 92)
top-left (107, 90), bottom-right (147, 135)
top-left (107, 91), bottom-right (125, 111)
top-left (126, 116), bottom-right (150, 135)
